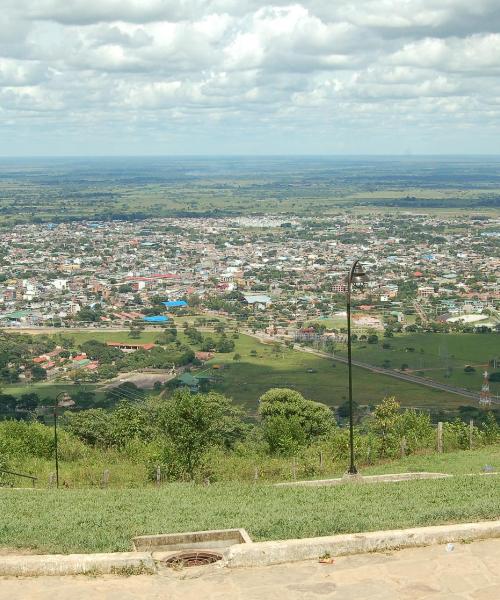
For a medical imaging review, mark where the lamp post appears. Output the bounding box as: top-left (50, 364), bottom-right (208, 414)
top-left (346, 260), bottom-right (368, 475)
top-left (53, 392), bottom-right (75, 488)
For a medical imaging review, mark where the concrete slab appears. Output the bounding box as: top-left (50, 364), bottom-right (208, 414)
top-left (1, 539), bottom-right (499, 599)
top-left (275, 471), bottom-right (452, 487)
top-left (1, 520), bottom-right (498, 576)
top-left (133, 528), bottom-right (252, 552)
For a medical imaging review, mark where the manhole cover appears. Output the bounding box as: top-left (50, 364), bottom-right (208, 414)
top-left (163, 551), bottom-right (223, 569)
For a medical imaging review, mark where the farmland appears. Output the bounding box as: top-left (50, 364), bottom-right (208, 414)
top-left (1, 156), bottom-right (499, 228)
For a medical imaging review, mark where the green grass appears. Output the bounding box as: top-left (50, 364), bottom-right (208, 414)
top-left (202, 334), bottom-right (466, 411)
top-left (336, 333), bottom-right (500, 395)
top-left (0, 468), bottom-right (498, 553)
top-left (21, 329), bottom-right (494, 409)
top-left (361, 445), bottom-right (500, 476)
top-left (11, 330), bottom-right (476, 410)
top-left (3, 382), bottom-right (102, 402)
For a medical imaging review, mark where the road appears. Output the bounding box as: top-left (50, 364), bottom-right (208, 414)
top-left (1, 539), bottom-right (498, 599)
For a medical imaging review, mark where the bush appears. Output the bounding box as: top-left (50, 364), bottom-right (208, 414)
top-left (0, 420), bottom-right (87, 461)
top-left (259, 388), bottom-right (334, 452)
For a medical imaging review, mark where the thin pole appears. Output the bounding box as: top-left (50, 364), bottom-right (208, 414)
top-left (346, 266), bottom-right (357, 475)
top-left (53, 407), bottom-right (59, 489)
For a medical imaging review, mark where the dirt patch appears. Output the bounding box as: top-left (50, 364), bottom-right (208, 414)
top-left (0, 548), bottom-right (39, 556)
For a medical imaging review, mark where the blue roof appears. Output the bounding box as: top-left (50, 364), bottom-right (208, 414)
top-left (143, 315), bottom-right (170, 323)
top-left (163, 300), bottom-right (188, 308)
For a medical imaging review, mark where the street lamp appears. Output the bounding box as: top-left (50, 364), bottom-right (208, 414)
top-left (53, 392), bottom-right (75, 488)
top-left (346, 260), bottom-right (368, 475)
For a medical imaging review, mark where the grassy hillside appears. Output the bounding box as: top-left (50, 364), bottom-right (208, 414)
top-left (337, 332), bottom-right (500, 395)
top-left (4, 329), bottom-right (479, 410)
top-left (0, 446), bottom-right (498, 554)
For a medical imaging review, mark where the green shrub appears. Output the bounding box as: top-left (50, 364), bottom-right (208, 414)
top-left (0, 420), bottom-right (86, 461)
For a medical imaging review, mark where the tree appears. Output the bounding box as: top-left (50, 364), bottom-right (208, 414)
top-left (337, 399), bottom-right (359, 421)
top-left (128, 327), bottom-right (142, 339)
top-left (259, 388), bottom-right (334, 454)
top-left (17, 393), bottom-right (40, 412)
top-left (80, 340), bottom-right (122, 363)
top-left (155, 390), bottom-right (242, 479)
top-left (371, 396), bottom-right (403, 457)
top-left (31, 364), bottom-right (47, 382)
top-left (216, 337), bottom-right (235, 353)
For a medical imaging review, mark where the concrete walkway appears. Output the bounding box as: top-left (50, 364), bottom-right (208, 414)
top-left (1, 539), bottom-right (499, 599)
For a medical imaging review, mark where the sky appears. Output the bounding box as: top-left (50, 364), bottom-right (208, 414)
top-left (1, 0), bottom-right (500, 156)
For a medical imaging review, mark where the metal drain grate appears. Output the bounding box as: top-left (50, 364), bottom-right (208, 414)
top-left (163, 551), bottom-right (223, 568)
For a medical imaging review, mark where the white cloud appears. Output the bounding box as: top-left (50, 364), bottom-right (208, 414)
top-left (1, 0), bottom-right (500, 153)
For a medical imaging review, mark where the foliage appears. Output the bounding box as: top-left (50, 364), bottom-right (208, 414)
top-left (0, 419), bottom-right (86, 461)
top-left (259, 388), bottom-right (334, 454)
top-left (152, 390), bottom-right (244, 480)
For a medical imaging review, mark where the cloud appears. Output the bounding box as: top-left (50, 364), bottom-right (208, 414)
top-left (1, 1), bottom-right (500, 154)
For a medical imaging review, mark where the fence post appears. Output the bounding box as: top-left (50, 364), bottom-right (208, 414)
top-left (319, 451), bottom-right (323, 469)
top-left (400, 436), bottom-right (407, 459)
top-left (292, 457), bottom-right (297, 480)
top-left (469, 419), bottom-right (474, 450)
top-left (254, 467), bottom-right (259, 483)
top-left (48, 473), bottom-right (56, 488)
top-left (101, 469), bottom-right (110, 489)
top-left (156, 465), bottom-right (161, 487)
top-left (437, 422), bottom-right (443, 453)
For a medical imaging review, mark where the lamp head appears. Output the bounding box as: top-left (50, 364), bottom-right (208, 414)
top-left (351, 262), bottom-right (368, 288)
top-left (57, 392), bottom-right (75, 408)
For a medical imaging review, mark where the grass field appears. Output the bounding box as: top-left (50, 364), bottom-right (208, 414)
top-left (202, 334), bottom-right (467, 411)
top-left (5, 329), bottom-right (476, 410)
top-left (0, 446), bottom-right (498, 554)
top-left (336, 333), bottom-right (500, 396)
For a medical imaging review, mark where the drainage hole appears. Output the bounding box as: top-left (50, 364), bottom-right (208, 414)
top-left (163, 551), bottom-right (223, 568)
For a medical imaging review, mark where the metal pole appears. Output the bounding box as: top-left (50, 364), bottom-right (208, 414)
top-left (53, 406), bottom-right (59, 489)
top-left (346, 267), bottom-right (357, 475)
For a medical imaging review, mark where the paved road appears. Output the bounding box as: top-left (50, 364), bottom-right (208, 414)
top-left (1, 539), bottom-right (498, 599)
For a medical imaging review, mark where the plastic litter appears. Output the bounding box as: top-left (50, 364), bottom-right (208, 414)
top-left (446, 543), bottom-right (455, 552)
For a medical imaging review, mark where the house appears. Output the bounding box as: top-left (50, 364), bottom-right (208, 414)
top-left (143, 315), bottom-right (169, 323)
top-left (163, 300), bottom-right (188, 308)
top-left (195, 351), bottom-right (215, 362)
top-left (106, 342), bottom-right (156, 352)
top-left (242, 294), bottom-right (272, 309)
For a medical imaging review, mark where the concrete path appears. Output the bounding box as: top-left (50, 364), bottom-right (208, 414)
top-left (1, 539), bottom-right (498, 599)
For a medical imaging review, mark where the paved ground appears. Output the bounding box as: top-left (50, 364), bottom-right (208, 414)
top-left (1, 539), bottom-right (498, 599)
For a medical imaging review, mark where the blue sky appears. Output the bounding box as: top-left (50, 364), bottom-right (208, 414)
top-left (1, 1), bottom-right (500, 155)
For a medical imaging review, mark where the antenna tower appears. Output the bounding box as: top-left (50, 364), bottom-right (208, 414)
top-left (479, 371), bottom-right (492, 406)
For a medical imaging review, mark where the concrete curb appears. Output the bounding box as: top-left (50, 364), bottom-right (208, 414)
top-left (223, 520), bottom-right (500, 568)
top-left (1, 520), bottom-right (499, 576)
top-left (0, 552), bottom-right (156, 577)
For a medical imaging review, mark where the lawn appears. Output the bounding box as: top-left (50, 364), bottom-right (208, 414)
top-left (3, 382), bottom-right (102, 403)
top-left (0, 464), bottom-right (498, 553)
